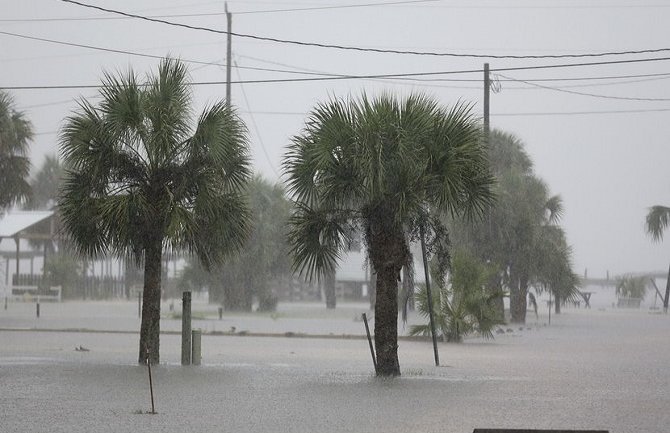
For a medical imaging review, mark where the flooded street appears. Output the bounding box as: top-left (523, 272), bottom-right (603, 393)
top-left (1, 303), bottom-right (669, 432)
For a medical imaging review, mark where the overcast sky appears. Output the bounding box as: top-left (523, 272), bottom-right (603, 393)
top-left (2, 0), bottom-right (670, 278)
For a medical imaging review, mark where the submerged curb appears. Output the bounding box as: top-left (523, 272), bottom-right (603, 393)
top-left (0, 327), bottom-right (433, 342)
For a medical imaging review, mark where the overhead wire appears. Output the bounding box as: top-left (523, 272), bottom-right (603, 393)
top-left (232, 59), bottom-right (280, 177)
top-left (0, 0), bottom-right (440, 21)
top-left (0, 30), bottom-right (348, 77)
top-left (7, 57), bottom-right (670, 90)
top-left (496, 73), bottom-right (670, 102)
top-left (59, 0), bottom-right (670, 60)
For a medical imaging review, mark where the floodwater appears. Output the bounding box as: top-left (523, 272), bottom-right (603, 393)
top-left (1, 301), bottom-right (669, 432)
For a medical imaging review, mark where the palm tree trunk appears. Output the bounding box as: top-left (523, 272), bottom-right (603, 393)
top-left (139, 238), bottom-right (162, 365)
top-left (324, 269), bottom-right (336, 309)
top-left (554, 294), bottom-right (561, 314)
top-left (374, 263), bottom-right (400, 376)
top-left (510, 272), bottom-right (528, 323)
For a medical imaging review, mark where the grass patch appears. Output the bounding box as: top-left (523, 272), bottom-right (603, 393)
top-left (167, 311), bottom-right (208, 320)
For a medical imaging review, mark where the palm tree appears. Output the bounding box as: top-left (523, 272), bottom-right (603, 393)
top-left (533, 225), bottom-right (581, 314)
top-left (451, 130), bottom-right (576, 323)
top-left (0, 91), bottom-right (33, 211)
top-left (410, 250), bottom-right (503, 342)
top-left (645, 205), bottom-right (670, 311)
top-left (283, 93), bottom-right (494, 376)
top-left (26, 155), bottom-right (63, 210)
top-left (59, 59), bottom-right (252, 364)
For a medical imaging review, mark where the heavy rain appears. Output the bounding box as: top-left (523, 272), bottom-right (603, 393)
top-left (2, 1), bottom-right (670, 432)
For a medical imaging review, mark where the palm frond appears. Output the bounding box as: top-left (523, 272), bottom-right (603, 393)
top-left (646, 205), bottom-right (670, 242)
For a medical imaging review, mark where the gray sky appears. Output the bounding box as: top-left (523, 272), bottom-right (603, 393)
top-left (2, 0), bottom-right (670, 278)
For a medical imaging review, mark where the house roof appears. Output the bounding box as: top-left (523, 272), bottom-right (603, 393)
top-left (0, 210), bottom-right (55, 238)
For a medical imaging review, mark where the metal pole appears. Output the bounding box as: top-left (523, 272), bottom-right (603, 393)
top-left (191, 329), bottom-right (202, 366)
top-left (664, 263), bottom-right (670, 313)
top-left (181, 291), bottom-right (192, 365)
top-left (225, 2), bottom-right (232, 106)
top-left (362, 313), bottom-right (377, 374)
top-left (420, 225), bottom-right (440, 367)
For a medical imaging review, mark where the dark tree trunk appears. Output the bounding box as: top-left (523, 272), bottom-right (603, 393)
top-left (554, 294), bottom-right (562, 314)
top-left (510, 272), bottom-right (528, 323)
top-left (222, 284), bottom-right (253, 311)
top-left (487, 272), bottom-right (505, 322)
top-left (324, 269), bottom-right (336, 309)
top-left (369, 270), bottom-right (377, 310)
top-left (138, 238), bottom-right (162, 365)
top-left (374, 263), bottom-right (400, 376)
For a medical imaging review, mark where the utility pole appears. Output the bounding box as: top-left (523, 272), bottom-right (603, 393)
top-left (225, 2), bottom-right (232, 106)
top-left (483, 62), bottom-right (490, 142)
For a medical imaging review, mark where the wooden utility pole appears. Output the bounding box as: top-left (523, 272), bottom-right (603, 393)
top-left (225, 2), bottom-right (232, 106)
top-left (483, 63), bottom-right (490, 141)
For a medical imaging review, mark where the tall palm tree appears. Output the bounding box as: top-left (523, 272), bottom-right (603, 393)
top-left (26, 155), bottom-right (63, 210)
top-left (59, 59), bottom-right (252, 364)
top-left (450, 130), bottom-right (578, 323)
top-left (0, 91), bottom-right (33, 211)
top-left (284, 93), bottom-right (494, 376)
top-left (645, 205), bottom-right (670, 310)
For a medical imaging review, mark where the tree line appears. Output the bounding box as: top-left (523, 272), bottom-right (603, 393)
top-left (4, 58), bottom-right (656, 376)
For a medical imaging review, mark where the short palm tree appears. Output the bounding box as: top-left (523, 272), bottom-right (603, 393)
top-left (59, 59), bottom-right (252, 364)
top-left (645, 205), bottom-right (670, 310)
top-left (410, 251), bottom-right (504, 342)
top-left (284, 93), bottom-right (494, 376)
top-left (0, 90), bottom-right (33, 211)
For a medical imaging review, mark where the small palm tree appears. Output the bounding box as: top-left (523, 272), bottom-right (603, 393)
top-left (645, 205), bottom-right (670, 310)
top-left (410, 251), bottom-right (504, 342)
top-left (59, 59), bottom-right (252, 364)
top-left (284, 93), bottom-right (494, 376)
top-left (615, 275), bottom-right (648, 300)
top-left (0, 91), bottom-right (33, 211)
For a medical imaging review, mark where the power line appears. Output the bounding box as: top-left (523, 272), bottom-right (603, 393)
top-left (494, 108), bottom-right (670, 116)
top-left (235, 0), bottom-right (440, 15)
top-left (0, 0), bottom-right (439, 21)
top-left (497, 73), bottom-right (670, 102)
top-left (0, 30), bottom-right (345, 78)
top-left (232, 60), bottom-right (279, 177)
top-left (59, 0), bottom-right (670, 60)
top-left (5, 25), bottom-right (670, 87)
top-left (7, 57), bottom-right (670, 91)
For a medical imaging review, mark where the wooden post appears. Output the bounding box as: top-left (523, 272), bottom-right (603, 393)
top-left (36, 297), bottom-right (40, 318)
top-left (145, 345), bottom-right (156, 414)
top-left (14, 237), bottom-right (19, 286)
top-left (191, 329), bottom-right (201, 366)
top-left (225, 2), bottom-right (232, 106)
top-left (362, 313), bottom-right (377, 374)
top-left (483, 62), bottom-right (490, 142)
top-left (181, 291), bottom-right (192, 365)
